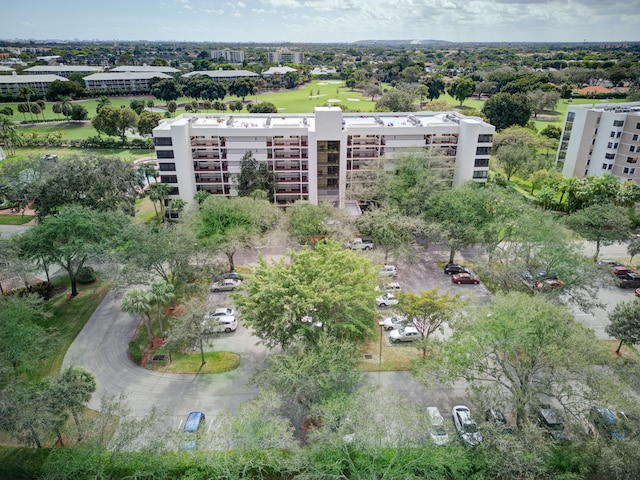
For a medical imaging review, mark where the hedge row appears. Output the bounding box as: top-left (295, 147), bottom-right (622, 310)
top-left (19, 135), bottom-right (155, 150)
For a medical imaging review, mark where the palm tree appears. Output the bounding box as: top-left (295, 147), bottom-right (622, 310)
top-left (96, 95), bottom-right (111, 113)
top-left (0, 115), bottom-right (24, 155)
top-left (148, 280), bottom-right (175, 336)
top-left (55, 96), bottom-right (73, 121)
top-left (149, 183), bottom-right (171, 219)
top-left (120, 289), bottom-right (154, 343)
top-left (18, 86), bottom-right (36, 122)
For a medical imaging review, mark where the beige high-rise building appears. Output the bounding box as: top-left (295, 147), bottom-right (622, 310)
top-left (556, 102), bottom-right (640, 182)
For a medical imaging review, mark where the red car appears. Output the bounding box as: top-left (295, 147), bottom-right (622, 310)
top-left (536, 279), bottom-right (565, 290)
top-left (614, 266), bottom-right (636, 277)
top-left (635, 288), bottom-right (640, 297)
top-left (452, 273), bottom-right (480, 284)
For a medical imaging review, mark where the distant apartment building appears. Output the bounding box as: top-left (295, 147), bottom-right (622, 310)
top-left (109, 65), bottom-right (180, 74)
top-left (211, 49), bottom-right (245, 64)
top-left (152, 107), bottom-right (494, 209)
top-left (0, 73), bottom-right (68, 96)
top-left (182, 69), bottom-right (259, 82)
top-left (82, 71), bottom-right (172, 92)
top-left (267, 49), bottom-right (304, 64)
top-left (23, 64), bottom-right (103, 78)
top-left (556, 102), bottom-right (640, 183)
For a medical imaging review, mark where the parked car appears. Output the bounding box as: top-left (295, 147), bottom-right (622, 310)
top-left (345, 237), bottom-right (374, 251)
top-left (635, 287), bottom-right (640, 297)
top-left (452, 273), bottom-right (480, 285)
top-left (376, 292), bottom-right (399, 307)
top-left (485, 408), bottom-right (513, 433)
top-left (444, 263), bottom-right (470, 275)
top-left (618, 273), bottom-right (640, 288)
top-left (598, 259), bottom-right (624, 267)
top-left (536, 278), bottom-right (565, 290)
top-left (201, 314), bottom-right (237, 333)
top-left (539, 404), bottom-right (569, 442)
top-left (452, 405), bottom-right (482, 446)
top-left (210, 278), bottom-right (242, 292)
top-left (383, 315), bottom-right (407, 331)
top-left (389, 326), bottom-right (420, 343)
top-left (179, 411), bottom-right (206, 450)
top-left (589, 406), bottom-right (624, 441)
top-left (375, 281), bottom-right (402, 292)
top-left (614, 266), bottom-right (636, 277)
top-left (204, 307), bottom-right (235, 318)
top-left (219, 270), bottom-right (242, 280)
top-left (427, 407), bottom-right (449, 445)
top-left (378, 264), bottom-right (398, 277)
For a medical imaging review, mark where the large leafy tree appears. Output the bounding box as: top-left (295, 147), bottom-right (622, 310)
top-left (151, 78), bottom-right (182, 105)
top-left (565, 203), bottom-right (632, 261)
top-left (21, 206), bottom-right (129, 296)
top-left (494, 142), bottom-right (534, 181)
top-left (91, 105), bottom-right (139, 141)
top-left (234, 240), bottom-right (377, 350)
top-left (424, 75), bottom-right (446, 101)
top-left (606, 300), bottom-right (640, 355)
top-left (374, 89), bottom-right (415, 112)
top-left (33, 155), bottom-right (142, 219)
top-left (447, 77), bottom-right (476, 106)
top-left (482, 92), bottom-right (533, 130)
top-left (197, 195), bottom-right (279, 271)
top-left (236, 151), bottom-right (278, 202)
top-left (137, 111), bottom-right (162, 136)
top-left (417, 292), bottom-right (611, 430)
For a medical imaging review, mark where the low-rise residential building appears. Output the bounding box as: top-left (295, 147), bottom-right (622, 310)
top-left (182, 69), bottom-right (259, 82)
top-left (23, 64), bottom-right (103, 78)
top-left (211, 49), bottom-right (245, 64)
top-left (82, 71), bottom-right (172, 92)
top-left (262, 66), bottom-right (297, 77)
top-left (109, 65), bottom-right (180, 74)
top-left (152, 107), bottom-right (493, 209)
top-left (0, 72), bottom-right (68, 96)
top-left (556, 102), bottom-right (640, 183)
top-left (267, 49), bottom-right (304, 64)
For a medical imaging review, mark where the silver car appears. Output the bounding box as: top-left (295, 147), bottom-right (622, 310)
top-left (210, 279), bottom-right (242, 292)
top-left (389, 326), bottom-right (420, 343)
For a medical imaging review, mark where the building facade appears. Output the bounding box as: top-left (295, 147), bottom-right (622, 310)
top-left (23, 65), bottom-right (103, 78)
top-left (556, 102), bottom-right (640, 183)
top-left (211, 49), bottom-right (245, 64)
top-left (152, 108), bottom-right (494, 209)
top-left (267, 49), bottom-right (304, 64)
top-left (82, 71), bottom-right (172, 92)
top-left (0, 73), bottom-right (68, 96)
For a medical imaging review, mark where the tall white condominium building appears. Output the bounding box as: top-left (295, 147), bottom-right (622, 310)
top-left (152, 107), bottom-right (494, 208)
top-left (267, 49), bottom-right (304, 64)
top-left (211, 49), bottom-right (245, 64)
top-left (556, 102), bottom-right (640, 183)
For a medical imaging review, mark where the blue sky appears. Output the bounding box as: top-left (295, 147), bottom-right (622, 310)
top-left (4, 0), bottom-right (639, 43)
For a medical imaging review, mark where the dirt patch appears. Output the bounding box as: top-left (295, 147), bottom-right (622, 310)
top-left (151, 336), bottom-right (164, 349)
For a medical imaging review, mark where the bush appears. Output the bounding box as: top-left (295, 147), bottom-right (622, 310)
top-left (129, 341), bottom-right (142, 365)
top-left (2, 281), bottom-right (54, 299)
top-left (76, 266), bottom-right (97, 284)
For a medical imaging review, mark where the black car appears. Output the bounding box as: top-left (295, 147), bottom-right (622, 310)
top-left (618, 272), bottom-right (640, 288)
top-left (539, 404), bottom-right (569, 442)
top-left (444, 263), bottom-right (470, 275)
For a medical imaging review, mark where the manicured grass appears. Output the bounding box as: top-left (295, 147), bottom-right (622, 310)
top-left (0, 214), bottom-right (34, 225)
top-left (599, 340), bottom-right (640, 365)
top-left (134, 195), bottom-right (160, 223)
top-left (38, 276), bottom-right (111, 378)
top-left (358, 320), bottom-right (418, 372)
top-left (8, 147), bottom-right (155, 161)
top-left (147, 351), bottom-right (240, 374)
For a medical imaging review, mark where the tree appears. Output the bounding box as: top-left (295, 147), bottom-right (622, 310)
top-left (362, 83), bottom-right (382, 101)
top-left (197, 196), bottom-right (279, 272)
top-left (129, 99), bottom-right (146, 115)
top-left (357, 206), bottom-right (425, 262)
top-left (424, 75), bottom-right (446, 101)
top-left (417, 292), bottom-right (610, 430)
top-left (252, 335), bottom-right (361, 429)
top-left (22, 206), bottom-right (128, 296)
top-left (137, 111), bottom-right (162, 137)
top-left (69, 103), bottom-right (88, 121)
top-left (151, 79), bottom-right (182, 105)
top-left (148, 280), bottom-right (174, 337)
top-left (18, 86), bottom-right (36, 122)
top-left (228, 78), bottom-right (253, 101)
top-left (91, 105), bottom-right (139, 141)
top-left (121, 289), bottom-right (155, 343)
top-left (34, 155), bottom-right (143, 219)
top-left (375, 90), bottom-right (415, 112)
top-left (527, 90), bottom-right (560, 118)
top-left (46, 79), bottom-right (83, 101)
top-left (495, 142), bottom-right (533, 181)
top-left (482, 92), bottom-right (533, 131)
top-left (629, 237), bottom-right (640, 264)
top-left (565, 203), bottom-right (632, 261)
top-left (164, 296), bottom-right (208, 366)
top-left (53, 96), bottom-right (73, 121)
top-left (0, 114), bottom-right (24, 155)
top-left (540, 125), bottom-right (562, 139)
top-left (233, 240), bottom-right (377, 350)
top-left (248, 102), bottom-right (277, 113)
top-left (96, 95), bottom-right (111, 113)
top-left (166, 100), bottom-right (177, 117)
top-left (45, 367), bottom-right (96, 441)
top-left (606, 300), bottom-right (640, 355)
top-left (236, 151), bottom-right (278, 202)
top-left (285, 201), bottom-right (332, 242)
top-left (148, 182), bottom-right (171, 217)
top-left (448, 77), bottom-right (476, 106)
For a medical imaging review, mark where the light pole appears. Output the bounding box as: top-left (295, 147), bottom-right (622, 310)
top-left (378, 320), bottom-right (384, 382)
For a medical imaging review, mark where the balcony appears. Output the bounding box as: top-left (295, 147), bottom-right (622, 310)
top-left (276, 186), bottom-right (309, 194)
top-left (193, 161), bottom-right (228, 172)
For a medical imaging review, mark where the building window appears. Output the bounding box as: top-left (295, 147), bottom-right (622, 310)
top-left (608, 164), bottom-right (613, 170)
top-left (636, 122), bottom-right (640, 129)
top-left (617, 131), bottom-right (622, 138)
top-left (477, 134), bottom-right (493, 143)
top-left (608, 142), bottom-right (613, 148)
top-left (567, 112), bottom-right (575, 122)
top-left (472, 170), bottom-right (488, 179)
top-left (602, 163), bottom-right (608, 169)
top-left (631, 146), bottom-right (636, 153)
top-left (476, 147), bottom-right (491, 155)
top-left (154, 137), bottom-right (173, 146)
top-left (159, 163), bottom-right (176, 171)
top-left (157, 150), bottom-right (175, 158)
top-left (474, 158), bottom-right (490, 167)
top-left (610, 131), bottom-right (615, 138)
top-left (613, 120), bottom-right (624, 127)
top-left (614, 143), bottom-right (619, 148)
top-left (628, 157), bottom-right (638, 164)
top-left (631, 168), bottom-right (636, 175)
top-left (633, 134), bottom-right (639, 141)
top-left (624, 167), bottom-right (630, 174)
top-left (605, 153), bottom-right (615, 160)
top-left (160, 175), bottom-right (178, 183)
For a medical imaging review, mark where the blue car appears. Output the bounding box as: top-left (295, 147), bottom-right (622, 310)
top-left (179, 412), bottom-right (206, 450)
top-left (590, 407), bottom-right (624, 441)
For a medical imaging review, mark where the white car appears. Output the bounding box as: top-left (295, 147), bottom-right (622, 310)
top-left (378, 264), bottom-right (398, 277)
top-left (383, 315), bottom-right (407, 331)
top-left (204, 307), bottom-right (235, 318)
top-left (389, 326), bottom-right (420, 343)
top-left (201, 314), bottom-right (237, 333)
top-left (375, 282), bottom-right (402, 292)
top-left (452, 405), bottom-right (482, 446)
top-left (376, 292), bottom-right (399, 307)
top-left (427, 407), bottom-right (449, 445)
top-left (210, 279), bottom-right (242, 292)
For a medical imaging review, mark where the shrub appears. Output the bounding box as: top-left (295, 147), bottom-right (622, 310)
top-left (76, 266), bottom-right (97, 284)
top-left (129, 341), bottom-right (142, 365)
top-left (2, 281), bottom-right (54, 299)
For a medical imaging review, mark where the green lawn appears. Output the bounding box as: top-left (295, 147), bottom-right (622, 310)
top-left (8, 147), bottom-right (155, 161)
top-left (0, 214), bottom-right (34, 225)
